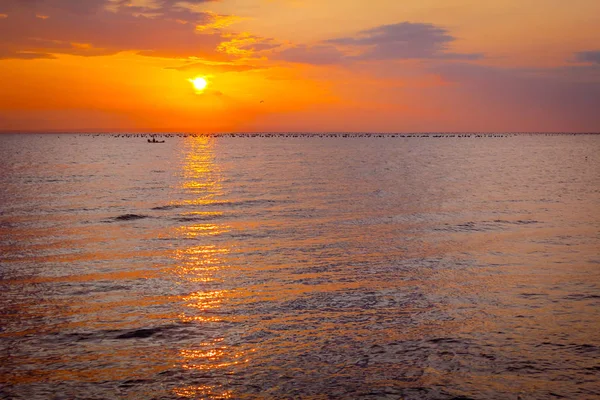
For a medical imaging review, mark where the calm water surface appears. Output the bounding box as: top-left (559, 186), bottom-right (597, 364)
top-left (1, 134), bottom-right (599, 399)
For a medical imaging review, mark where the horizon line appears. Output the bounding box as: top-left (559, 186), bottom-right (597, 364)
top-left (1, 131), bottom-right (599, 135)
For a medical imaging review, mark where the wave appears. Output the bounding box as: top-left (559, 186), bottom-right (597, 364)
top-left (112, 214), bottom-right (149, 221)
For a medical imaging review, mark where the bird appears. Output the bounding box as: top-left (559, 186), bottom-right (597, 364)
top-left (260, 100), bottom-right (265, 103)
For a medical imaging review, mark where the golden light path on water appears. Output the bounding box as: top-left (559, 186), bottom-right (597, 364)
top-left (171, 136), bottom-right (247, 399)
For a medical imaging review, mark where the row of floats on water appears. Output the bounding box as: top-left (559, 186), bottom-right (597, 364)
top-left (83, 132), bottom-right (596, 140)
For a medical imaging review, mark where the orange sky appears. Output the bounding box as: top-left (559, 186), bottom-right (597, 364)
top-left (0, 0), bottom-right (599, 132)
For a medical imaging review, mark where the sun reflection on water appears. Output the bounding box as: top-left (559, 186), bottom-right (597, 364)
top-left (183, 290), bottom-right (225, 311)
top-left (172, 136), bottom-right (244, 398)
top-left (173, 245), bottom-right (230, 283)
top-left (179, 136), bottom-right (223, 197)
top-left (173, 385), bottom-right (233, 399)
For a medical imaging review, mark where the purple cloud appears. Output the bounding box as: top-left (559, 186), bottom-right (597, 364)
top-left (330, 22), bottom-right (480, 60)
top-left (274, 22), bottom-right (481, 65)
top-left (575, 51), bottom-right (600, 64)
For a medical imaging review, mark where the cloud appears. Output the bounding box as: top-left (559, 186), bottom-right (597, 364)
top-left (274, 44), bottom-right (345, 65)
top-left (236, 41), bottom-right (280, 53)
top-left (0, 38), bottom-right (115, 58)
top-left (330, 22), bottom-right (481, 61)
top-left (217, 32), bottom-right (280, 56)
top-left (0, 50), bottom-right (56, 60)
top-left (166, 60), bottom-right (262, 73)
top-left (0, 0), bottom-right (237, 60)
top-left (273, 22), bottom-right (482, 65)
top-left (1, 0), bottom-right (108, 15)
top-left (575, 51), bottom-right (600, 64)
top-left (194, 12), bottom-right (243, 32)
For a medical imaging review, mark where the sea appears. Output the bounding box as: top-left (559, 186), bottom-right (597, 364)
top-left (1, 133), bottom-right (599, 399)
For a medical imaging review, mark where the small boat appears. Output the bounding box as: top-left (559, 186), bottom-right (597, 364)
top-left (148, 138), bottom-right (165, 143)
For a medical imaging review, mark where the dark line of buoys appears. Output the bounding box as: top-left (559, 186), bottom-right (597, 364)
top-left (79, 132), bottom-right (599, 140)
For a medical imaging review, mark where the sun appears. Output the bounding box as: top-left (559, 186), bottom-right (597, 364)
top-left (189, 77), bottom-right (208, 92)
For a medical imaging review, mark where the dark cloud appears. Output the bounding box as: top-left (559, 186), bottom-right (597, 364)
top-left (274, 22), bottom-right (481, 65)
top-left (575, 50), bottom-right (600, 64)
top-left (0, 0), bottom-right (234, 60)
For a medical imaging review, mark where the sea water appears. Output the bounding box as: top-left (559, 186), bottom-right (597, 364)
top-left (1, 133), bottom-right (599, 399)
